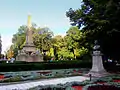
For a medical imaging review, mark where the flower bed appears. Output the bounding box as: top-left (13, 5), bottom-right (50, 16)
top-left (95, 81), bottom-right (106, 84)
top-left (113, 80), bottom-right (120, 82)
top-left (72, 86), bottom-right (83, 90)
top-left (29, 79), bottom-right (120, 90)
top-left (0, 74), bottom-right (4, 80)
top-left (29, 75), bottom-right (120, 90)
top-left (0, 68), bottom-right (89, 83)
top-left (29, 82), bottom-right (85, 90)
top-left (83, 84), bottom-right (120, 90)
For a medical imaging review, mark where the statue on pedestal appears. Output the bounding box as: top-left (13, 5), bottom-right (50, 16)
top-left (93, 40), bottom-right (100, 51)
top-left (88, 40), bottom-right (109, 77)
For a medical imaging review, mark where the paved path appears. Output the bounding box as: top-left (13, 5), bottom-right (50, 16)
top-left (0, 76), bottom-right (89, 90)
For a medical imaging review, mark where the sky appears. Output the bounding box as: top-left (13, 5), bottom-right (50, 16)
top-left (0, 0), bottom-right (81, 54)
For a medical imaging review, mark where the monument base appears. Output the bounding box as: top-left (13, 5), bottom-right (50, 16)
top-left (16, 54), bottom-right (43, 62)
top-left (22, 43), bottom-right (36, 53)
top-left (87, 70), bottom-right (110, 78)
top-left (86, 50), bottom-right (110, 78)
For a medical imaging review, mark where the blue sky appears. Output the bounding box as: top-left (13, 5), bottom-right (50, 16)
top-left (0, 0), bottom-right (81, 53)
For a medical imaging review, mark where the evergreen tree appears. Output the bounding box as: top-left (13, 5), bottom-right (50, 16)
top-left (66, 0), bottom-right (120, 60)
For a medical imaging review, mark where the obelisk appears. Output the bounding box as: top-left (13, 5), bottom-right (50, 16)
top-left (16, 15), bottom-right (43, 62)
top-left (26, 14), bottom-right (33, 45)
top-left (22, 14), bottom-right (36, 53)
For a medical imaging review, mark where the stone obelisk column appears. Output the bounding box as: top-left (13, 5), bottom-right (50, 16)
top-left (26, 14), bottom-right (34, 45)
top-left (22, 14), bottom-right (36, 53)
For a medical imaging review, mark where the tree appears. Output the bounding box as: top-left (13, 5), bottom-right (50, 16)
top-left (66, 0), bottom-right (120, 60)
top-left (33, 27), bottom-right (53, 53)
top-left (11, 25), bottom-right (27, 58)
top-left (52, 35), bottom-right (65, 59)
top-left (12, 25), bottom-right (26, 50)
top-left (57, 47), bottom-right (74, 60)
top-left (65, 26), bottom-right (88, 59)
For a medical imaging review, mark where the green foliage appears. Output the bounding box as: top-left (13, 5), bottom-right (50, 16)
top-left (57, 47), bottom-right (74, 59)
top-left (74, 47), bottom-right (88, 57)
top-left (65, 27), bottom-right (83, 49)
top-left (10, 25), bottom-right (27, 58)
top-left (0, 61), bottom-right (91, 72)
top-left (49, 48), bottom-right (54, 57)
top-left (64, 26), bottom-right (89, 59)
top-left (3, 76), bottom-right (21, 82)
top-left (33, 27), bottom-right (53, 51)
top-left (9, 23), bottom-right (91, 61)
top-left (66, 0), bottom-right (120, 60)
top-left (10, 25), bottom-right (54, 59)
top-left (12, 25), bottom-right (26, 49)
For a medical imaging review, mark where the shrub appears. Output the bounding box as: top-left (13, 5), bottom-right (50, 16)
top-left (0, 60), bottom-right (92, 72)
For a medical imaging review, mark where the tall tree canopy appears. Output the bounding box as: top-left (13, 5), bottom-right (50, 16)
top-left (9, 22), bottom-right (91, 61)
top-left (33, 27), bottom-right (53, 52)
top-left (65, 27), bottom-right (88, 59)
top-left (66, 0), bottom-right (120, 60)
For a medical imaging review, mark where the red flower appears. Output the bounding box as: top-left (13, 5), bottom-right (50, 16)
top-left (73, 70), bottom-right (76, 72)
top-left (0, 75), bottom-right (4, 80)
top-left (113, 80), bottom-right (120, 82)
top-left (72, 86), bottom-right (83, 90)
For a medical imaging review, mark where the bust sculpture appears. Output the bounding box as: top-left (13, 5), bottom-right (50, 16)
top-left (88, 40), bottom-right (109, 77)
top-left (93, 40), bottom-right (100, 51)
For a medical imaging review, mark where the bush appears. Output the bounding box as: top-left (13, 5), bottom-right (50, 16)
top-left (3, 76), bottom-right (22, 82)
top-left (0, 60), bottom-right (92, 72)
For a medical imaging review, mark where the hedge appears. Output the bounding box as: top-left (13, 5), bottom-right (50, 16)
top-left (0, 60), bottom-right (92, 72)
top-left (0, 60), bottom-right (118, 72)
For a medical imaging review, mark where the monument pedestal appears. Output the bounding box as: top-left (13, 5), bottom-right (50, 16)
top-left (16, 15), bottom-right (43, 62)
top-left (16, 53), bottom-right (43, 62)
top-left (87, 41), bottom-right (109, 78)
top-left (16, 43), bottom-right (43, 62)
top-left (88, 51), bottom-right (109, 77)
top-left (22, 43), bottom-right (36, 53)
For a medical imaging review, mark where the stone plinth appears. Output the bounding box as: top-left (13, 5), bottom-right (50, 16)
top-left (16, 53), bottom-right (43, 62)
top-left (88, 51), bottom-right (109, 77)
top-left (87, 40), bottom-right (109, 77)
top-left (22, 44), bottom-right (36, 53)
top-left (16, 43), bottom-right (43, 62)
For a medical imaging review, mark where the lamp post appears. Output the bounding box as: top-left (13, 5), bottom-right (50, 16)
top-left (89, 74), bottom-right (92, 81)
